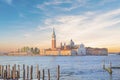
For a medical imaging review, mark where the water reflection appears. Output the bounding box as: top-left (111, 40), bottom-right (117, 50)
top-left (110, 74), bottom-right (113, 80)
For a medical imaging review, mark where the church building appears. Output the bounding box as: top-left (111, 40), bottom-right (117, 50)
top-left (40, 28), bottom-right (108, 56)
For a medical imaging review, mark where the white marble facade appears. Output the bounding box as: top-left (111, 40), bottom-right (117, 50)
top-left (78, 44), bottom-right (86, 55)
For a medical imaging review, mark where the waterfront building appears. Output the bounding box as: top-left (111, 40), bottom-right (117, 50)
top-left (86, 47), bottom-right (108, 55)
top-left (41, 28), bottom-right (108, 56)
top-left (78, 44), bottom-right (86, 55)
top-left (10, 28), bottom-right (108, 56)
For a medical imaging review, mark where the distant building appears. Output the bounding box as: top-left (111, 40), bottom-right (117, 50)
top-left (9, 28), bottom-right (108, 56)
top-left (70, 39), bottom-right (74, 49)
top-left (40, 28), bottom-right (108, 56)
top-left (78, 44), bottom-right (86, 55)
top-left (52, 28), bottom-right (56, 50)
top-left (86, 47), bottom-right (108, 55)
top-left (42, 28), bottom-right (72, 56)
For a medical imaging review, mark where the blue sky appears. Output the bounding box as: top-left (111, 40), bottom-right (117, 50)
top-left (0, 0), bottom-right (120, 52)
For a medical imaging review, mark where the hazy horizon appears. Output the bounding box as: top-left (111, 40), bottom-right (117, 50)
top-left (0, 0), bottom-right (120, 52)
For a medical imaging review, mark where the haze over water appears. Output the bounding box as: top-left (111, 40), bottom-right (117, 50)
top-left (0, 54), bottom-right (120, 80)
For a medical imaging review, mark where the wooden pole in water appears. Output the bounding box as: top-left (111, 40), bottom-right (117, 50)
top-left (5, 65), bottom-right (7, 71)
top-left (8, 65), bottom-right (10, 79)
top-left (14, 64), bottom-right (16, 70)
top-left (23, 64), bottom-right (25, 70)
top-left (109, 61), bottom-right (112, 74)
top-left (18, 65), bottom-right (20, 78)
top-left (12, 66), bottom-right (13, 79)
top-left (23, 69), bottom-right (25, 80)
top-left (0, 65), bottom-right (1, 77)
top-left (48, 69), bottom-right (50, 80)
top-left (36, 64), bottom-right (39, 78)
top-left (14, 64), bottom-right (16, 78)
top-left (0, 65), bottom-right (1, 76)
top-left (4, 70), bottom-right (7, 79)
top-left (2, 66), bottom-right (4, 78)
top-left (5, 65), bottom-right (7, 79)
top-left (110, 61), bottom-right (112, 68)
top-left (13, 66), bottom-right (16, 79)
top-left (4, 70), bottom-right (5, 79)
top-left (103, 61), bottom-right (112, 75)
top-left (27, 65), bottom-right (29, 79)
top-left (38, 70), bottom-right (40, 80)
top-left (42, 69), bottom-right (45, 80)
top-left (57, 65), bottom-right (60, 80)
top-left (103, 60), bottom-right (105, 69)
top-left (16, 71), bottom-right (19, 80)
top-left (30, 65), bottom-right (33, 80)
top-left (11, 70), bottom-right (13, 79)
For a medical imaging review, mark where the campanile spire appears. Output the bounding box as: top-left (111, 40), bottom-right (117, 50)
top-left (52, 28), bottom-right (56, 49)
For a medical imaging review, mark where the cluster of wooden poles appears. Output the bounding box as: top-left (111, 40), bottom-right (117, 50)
top-left (0, 64), bottom-right (60, 80)
top-left (103, 60), bottom-right (112, 75)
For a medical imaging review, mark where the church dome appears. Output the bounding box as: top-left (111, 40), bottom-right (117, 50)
top-left (80, 44), bottom-right (85, 48)
top-left (78, 43), bottom-right (86, 55)
top-left (70, 39), bottom-right (74, 47)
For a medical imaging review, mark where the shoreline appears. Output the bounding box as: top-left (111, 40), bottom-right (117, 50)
top-left (0, 54), bottom-right (108, 56)
top-left (0, 52), bottom-right (110, 56)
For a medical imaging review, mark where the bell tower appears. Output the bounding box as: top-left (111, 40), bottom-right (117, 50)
top-left (52, 28), bottom-right (56, 49)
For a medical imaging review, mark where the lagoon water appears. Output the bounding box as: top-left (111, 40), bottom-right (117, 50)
top-left (0, 54), bottom-right (120, 80)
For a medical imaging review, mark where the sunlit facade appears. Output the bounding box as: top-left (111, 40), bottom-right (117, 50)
top-left (40, 28), bottom-right (108, 56)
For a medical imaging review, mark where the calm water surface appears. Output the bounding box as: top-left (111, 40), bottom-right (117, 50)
top-left (0, 54), bottom-right (120, 80)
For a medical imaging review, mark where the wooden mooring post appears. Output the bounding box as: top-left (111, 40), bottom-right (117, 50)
top-left (23, 64), bottom-right (25, 70)
top-left (4, 70), bottom-right (7, 79)
top-left (0, 64), bottom-right (60, 80)
top-left (38, 70), bottom-right (40, 80)
top-left (12, 66), bottom-right (16, 79)
top-left (0, 65), bottom-right (1, 76)
top-left (30, 65), bottom-right (33, 80)
top-left (7, 65), bottom-right (10, 79)
top-left (18, 65), bottom-right (20, 78)
top-left (16, 71), bottom-right (19, 80)
top-left (36, 64), bottom-right (39, 78)
top-left (11, 70), bottom-right (13, 79)
top-left (42, 69), bottom-right (45, 80)
top-left (23, 69), bottom-right (25, 80)
top-left (57, 65), bottom-right (60, 80)
top-left (27, 65), bottom-right (29, 79)
top-left (103, 61), bottom-right (112, 75)
top-left (1, 66), bottom-right (4, 78)
top-left (48, 69), bottom-right (50, 80)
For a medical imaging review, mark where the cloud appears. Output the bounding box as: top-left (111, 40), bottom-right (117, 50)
top-left (37, 26), bottom-right (51, 31)
top-left (19, 13), bottom-right (26, 18)
top-left (37, 19), bottom-right (59, 31)
top-left (36, 0), bottom-right (88, 11)
top-left (4, 0), bottom-right (13, 5)
top-left (99, 0), bottom-right (117, 5)
top-left (36, 0), bottom-right (71, 10)
top-left (36, 0), bottom-right (118, 12)
top-left (59, 0), bottom-right (88, 11)
top-left (36, 8), bottom-right (120, 47)
top-left (23, 33), bottom-right (31, 38)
